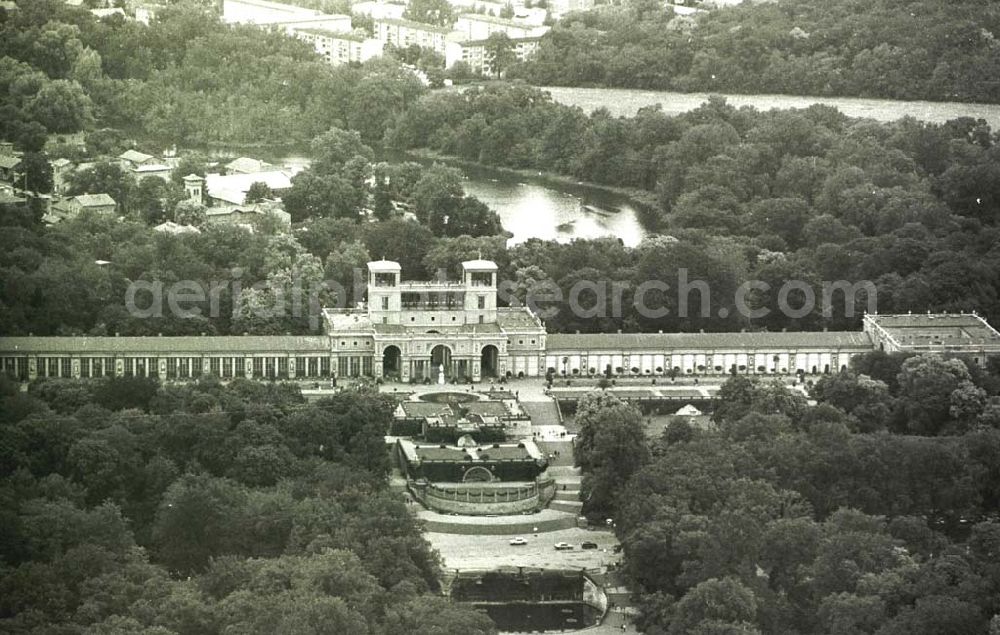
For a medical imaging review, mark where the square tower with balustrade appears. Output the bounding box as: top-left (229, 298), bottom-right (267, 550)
top-left (320, 259), bottom-right (545, 382)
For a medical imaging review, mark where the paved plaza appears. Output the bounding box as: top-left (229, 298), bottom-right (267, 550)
top-left (428, 527), bottom-right (621, 572)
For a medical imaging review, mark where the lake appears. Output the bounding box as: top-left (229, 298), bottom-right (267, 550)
top-left (274, 87), bottom-right (1000, 246)
top-left (383, 151), bottom-right (649, 247)
top-left (457, 165), bottom-right (647, 247)
top-left (539, 86), bottom-right (1000, 128)
top-left (274, 152), bottom-right (649, 246)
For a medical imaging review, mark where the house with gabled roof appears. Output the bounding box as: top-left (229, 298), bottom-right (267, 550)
top-left (205, 170), bottom-right (295, 206)
top-left (204, 202), bottom-right (292, 230)
top-left (225, 157), bottom-right (275, 175)
top-left (118, 150), bottom-right (157, 168)
top-left (0, 154), bottom-right (22, 184)
top-left (47, 192), bottom-right (117, 223)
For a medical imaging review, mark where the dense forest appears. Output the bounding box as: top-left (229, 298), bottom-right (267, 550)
top-left (573, 351), bottom-right (1000, 634)
top-left (3, 3), bottom-right (1000, 338)
top-left (511, 0), bottom-right (1000, 103)
top-left (392, 84), bottom-right (1000, 330)
top-left (0, 376), bottom-right (495, 633)
top-left (0, 0), bottom-right (424, 150)
top-left (5, 87), bottom-right (1000, 336)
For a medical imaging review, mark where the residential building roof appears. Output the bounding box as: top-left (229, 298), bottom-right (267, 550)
top-left (134, 164), bottom-right (171, 173)
top-left (225, 157), bottom-right (275, 174)
top-left (351, 1), bottom-right (406, 19)
top-left (546, 330), bottom-right (873, 351)
top-left (205, 171), bottom-right (294, 205)
top-left (375, 17), bottom-right (454, 34)
top-left (205, 204), bottom-right (264, 217)
top-left (297, 27), bottom-right (367, 41)
top-left (118, 150), bottom-right (155, 164)
top-left (90, 7), bottom-right (125, 17)
top-left (74, 193), bottom-right (117, 208)
top-left (460, 35), bottom-right (543, 46)
top-left (457, 12), bottom-right (525, 27)
top-left (0, 186), bottom-right (26, 204)
top-left (0, 156), bottom-right (22, 169)
top-left (226, 0), bottom-right (320, 15)
top-left (51, 158), bottom-right (72, 168)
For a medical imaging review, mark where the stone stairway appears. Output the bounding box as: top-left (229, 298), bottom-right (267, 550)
top-left (548, 465), bottom-right (584, 515)
top-left (521, 399), bottom-right (563, 427)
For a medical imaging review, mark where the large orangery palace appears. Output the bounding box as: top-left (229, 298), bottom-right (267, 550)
top-left (1, 260), bottom-right (999, 382)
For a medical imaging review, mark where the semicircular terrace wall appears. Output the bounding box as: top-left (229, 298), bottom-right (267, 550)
top-left (410, 476), bottom-right (556, 516)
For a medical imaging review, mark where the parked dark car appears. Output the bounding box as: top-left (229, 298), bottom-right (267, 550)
top-left (581, 541), bottom-right (599, 550)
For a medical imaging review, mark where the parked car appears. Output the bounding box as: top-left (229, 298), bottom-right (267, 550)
top-left (581, 541), bottom-right (598, 550)
top-left (554, 542), bottom-right (574, 550)
top-left (509, 537), bottom-right (528, 546)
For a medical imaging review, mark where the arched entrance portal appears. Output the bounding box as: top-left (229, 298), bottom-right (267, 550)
top-left (481, 345), bottom-right (499, 378)
top-left (382, 345), bottom-right (401, 379)
top-left (430, 345), bottom-right (452, 381)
